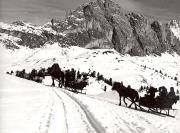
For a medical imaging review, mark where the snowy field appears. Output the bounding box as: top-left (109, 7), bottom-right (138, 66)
top-left (0, 36), bottom-right (180, 133)
top-left (1, 40), bottom-right (179, 92)
top-left (0, 73), bottom-right (180, 133)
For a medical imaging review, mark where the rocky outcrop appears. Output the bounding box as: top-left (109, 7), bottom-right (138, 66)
top-left (53, 0), bottom-right (180, 56)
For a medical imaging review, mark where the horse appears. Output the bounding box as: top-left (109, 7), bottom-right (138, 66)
top-left (48, 63), bottom-right (64, 87)
top-left (112, 82), bottom-right (139, 109)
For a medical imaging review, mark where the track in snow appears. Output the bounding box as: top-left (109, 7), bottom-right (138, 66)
top-left (36, 88), bottom-right (68, 133)
top-left (52, 87), bottom-right (105, 133)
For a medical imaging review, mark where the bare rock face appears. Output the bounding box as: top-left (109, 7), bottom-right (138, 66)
top-left (56, 0), bottom-right (180, 56)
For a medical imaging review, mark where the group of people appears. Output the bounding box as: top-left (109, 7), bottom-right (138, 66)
top-left (142, 86), bottom-right (179, 108)
top-left (62, 68), bottom-right (89, 87)
top-left (146, 86), bottom-right (177, 99)
top-left (13, 68), bottom-right (46, 83)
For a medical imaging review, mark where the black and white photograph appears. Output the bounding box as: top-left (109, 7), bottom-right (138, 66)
top-left (0, 0), bottom-right (180, 132)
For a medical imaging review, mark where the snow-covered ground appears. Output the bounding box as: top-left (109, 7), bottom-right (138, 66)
top-left (1, 39), bottom-right (179, 92)
top-left (0, 73), bottom-right (180, 133)
top-left (1, 34), bottom-right (180, 133)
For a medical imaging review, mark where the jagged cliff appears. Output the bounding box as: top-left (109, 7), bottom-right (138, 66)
top-left (58, 0), bottom-right (180, 56)
top-left (0, 0), bottom-right (180, 56)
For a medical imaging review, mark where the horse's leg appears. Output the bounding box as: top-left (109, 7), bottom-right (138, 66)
top-left (61, 77), bottom-right (64, 87)
top-left (52, 77), bottom-right (55, 86)
top-left (123, 97), bottom-right (127, 106)
top-left (134, 100), bottom-right (137, 110)
top-left (119, 95), bottom-right (121, 106)
top-left (131, 97), bottom-right (137, 110)
top-left (167, 110), bottom-right (169, 115)
top-left (59, 77), bottom-right (62, 88)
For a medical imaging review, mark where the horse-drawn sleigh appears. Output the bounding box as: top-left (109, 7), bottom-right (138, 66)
top-left (47, 63), bottom-right (88, 94)
top-left (112, 82), bottom-right (179, 117)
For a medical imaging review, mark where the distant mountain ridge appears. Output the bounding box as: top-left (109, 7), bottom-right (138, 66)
top-left (0, 0), bottom-right (180, 56)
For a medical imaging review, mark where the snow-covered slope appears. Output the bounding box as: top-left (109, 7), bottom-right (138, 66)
top-left (0, 21), bottom-right (42, 35)
top-left (1, 73), bottom-right (180, 133)
top-left (0, 74), bottom-right (55, 133)
top-left (0, 21), bottom-right (68, 49)
top-left (170, 20), bottom-right (180, 41)
top-left (1, 27), bottom-right (180, 133)
top-left (0, 74), bottom-right (98, 133)
top-left (0, 33), bottom-right (22, 49)
top-left (1, 41), bottom-right (179, 93)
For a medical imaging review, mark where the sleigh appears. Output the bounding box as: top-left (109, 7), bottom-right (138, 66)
top-left (65, 80), bottom-right (88, 94)
top-left (138, 95), bottom-right (179, 117)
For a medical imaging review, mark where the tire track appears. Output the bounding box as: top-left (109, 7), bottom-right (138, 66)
top-left (52, 88), bottom-right (106, 133)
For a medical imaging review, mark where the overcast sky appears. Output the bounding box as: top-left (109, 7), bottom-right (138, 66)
top-left (0, 0), bottom-right (180, 25)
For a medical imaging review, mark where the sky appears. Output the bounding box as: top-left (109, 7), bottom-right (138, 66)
top-left (0, 0), bottom-right (180, 25)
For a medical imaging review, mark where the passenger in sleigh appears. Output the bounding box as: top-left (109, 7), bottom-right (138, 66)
top-left (168, 87), bottom-right (175, 98)
top-left (156, 86), bottom-right (169, 108)
top-left (168, 87), bottom-right (179, 104)
top-left (158, 86), bottom-right (168, 99)
top-left (144, 86), bottom-right (158, 106)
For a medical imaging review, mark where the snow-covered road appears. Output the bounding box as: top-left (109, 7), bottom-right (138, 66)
top-left (1, 74), bottom-right (180, 133)
top-left (52, 88), bottom-right (104, 133)
top-left (0, 74), bottom-right (104, 133)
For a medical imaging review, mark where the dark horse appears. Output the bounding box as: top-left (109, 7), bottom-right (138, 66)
top-left (48, 63), bottom-right (64, 87)
top-left (112, 82), bottom-right (139, 109)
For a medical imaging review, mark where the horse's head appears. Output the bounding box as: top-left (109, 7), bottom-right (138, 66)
top-left (51, 63), bottom-right (61, 72)
top-left (112, 82), bottom-right (117, 91)
top-left (112, 82), bottom-right (123, 91)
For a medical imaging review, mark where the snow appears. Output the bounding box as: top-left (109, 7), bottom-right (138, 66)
top-left (0, 22), bottom-right (43, 36)
top-left (0, 74), bottom-right (96, 133)
top-left (65, 90), bottom-right (180, 133)
top-left (0, 33), bottom-right (22, 50)
top-left (170, 20), bottom-right (180, 40)
top-left (0, 74), bottom-right (53, 133)
top-left (1, 38), bottom-right (180, 132)
top-left (85, 77), bottom-right (112, 95)
top-left (75, 18), bottom-right (84, 21)
top-left (0, 21), bottom-right (66, 38)
top-left (0, 33), bottom-right (21, 43)
top-left (1, 74), bottom-right (180, 133)
top-left (1, 42), bottom-right (179, 92)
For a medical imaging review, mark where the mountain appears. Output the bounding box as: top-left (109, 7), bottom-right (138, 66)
top-left (0, 0), bottom-right (180, 56)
